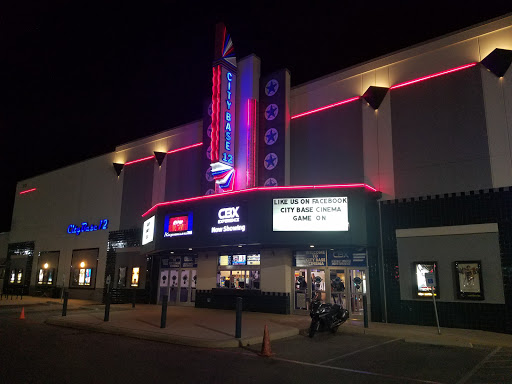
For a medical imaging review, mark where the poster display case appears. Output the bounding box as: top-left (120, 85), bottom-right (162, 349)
top-left (414, 262), bottom-right (439, 298)
top-left (454, 261), bottom-right (484, 300)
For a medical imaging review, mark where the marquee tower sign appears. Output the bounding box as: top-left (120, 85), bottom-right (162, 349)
top-left (210, 23), bottom-right (237, 192)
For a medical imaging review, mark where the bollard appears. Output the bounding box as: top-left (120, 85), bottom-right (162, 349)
top-left (363, 294), bottom-right (368, 328)
top-left (161, 295), bottom-right (168, 328)
top-left (235, 297), bottom-right (242, 338)
top-left (62, 291), bottom-right (69, 316)
top-left (104, 293), bottom-right (111, 322)
top-left (132, 289), bottom-right (136, 308)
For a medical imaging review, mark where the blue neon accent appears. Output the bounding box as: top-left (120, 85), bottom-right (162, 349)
top-left (219, 171), bottom-right (234, 189)
top-left (67, 219), bottom-right (109, 236)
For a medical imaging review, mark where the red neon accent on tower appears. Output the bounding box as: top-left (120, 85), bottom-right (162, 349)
top-left (124, 156), bottom-right (155, 166)
top-left (390, 63), bottom-right (477, 90)
top-left (291, 96), bottom-right (360, 120)
top-left (211, 66), bottom-right (221, 162)
top-left (246, 99), bottom-right (257, 188)
top-left (222, 26), bottom-right (226, 57)
top-left (19, 188), bottom-right (36, 195)
top-left (167, 142), bottom-right (203, 154)
top-left (246, 100), bottom-right (251, 187)
top-left (141, 183), bottom-right (378, 217)
top-left (247, 99), bottom-right (250, 127)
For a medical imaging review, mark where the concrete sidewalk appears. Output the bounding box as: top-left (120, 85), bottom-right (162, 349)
top-left (4, 296), bottom-right (512, 349)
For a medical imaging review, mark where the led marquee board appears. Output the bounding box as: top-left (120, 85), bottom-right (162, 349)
top-left (164, 212), bottom-right (193, 238)
top-left (273, 197), bottom-right (349, 231)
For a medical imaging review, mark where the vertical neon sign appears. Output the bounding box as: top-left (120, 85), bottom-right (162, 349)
top-left (221, 70), bottom-right (235, 164)
top-left (210, 24), bottom-right (237, 192)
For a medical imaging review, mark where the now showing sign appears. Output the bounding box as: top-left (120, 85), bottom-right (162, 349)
top-left (273, 197), bottom-right (349, 232)
top-left (211, 205), bottom-right (246, 234)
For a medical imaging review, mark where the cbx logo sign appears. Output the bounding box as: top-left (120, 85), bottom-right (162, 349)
top-left (218, 206), bottom-right (240, 224)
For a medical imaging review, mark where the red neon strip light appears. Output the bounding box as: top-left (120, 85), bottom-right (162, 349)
top-left (390, 63), bottom-right (477, 90)
top-left (167, 142), bottom-right (203, 154)
top-left (123, 143), bottom-right (203, 167)
top-left (246, 99), bottom-right (257, 188)
top-left (124, 155), bottom-right (155, 166)
top-left (252, 99), bottom-right (257, 186)
top-left (142, 183), bottom-right (378, 217)
top-left (211, 66), bottom-right (221, 163)
top-left (19, 188), bottom-right (36, 195)
top-left (291, 96), bottom-right (360, 120)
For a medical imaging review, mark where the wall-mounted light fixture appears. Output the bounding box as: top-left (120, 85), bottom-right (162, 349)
top-left (113, 163), bottom-right (124, 176)
top-left (481, 48), bottom-right (512, 78)
top-left (362, 86), bottom-right (389, 110)
top-left (43, 263), bottom-right (49, 269)
top-left (154, 151), bottom-right (167, 166)
top-left (80, 261), bottom-right (86, 268)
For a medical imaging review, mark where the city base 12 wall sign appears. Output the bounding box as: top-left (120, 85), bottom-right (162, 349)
top-left (67, 219), bottom-right (109, 235)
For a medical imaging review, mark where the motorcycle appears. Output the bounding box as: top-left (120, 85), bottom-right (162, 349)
top-left (308, 293), bottom-right (349, 337)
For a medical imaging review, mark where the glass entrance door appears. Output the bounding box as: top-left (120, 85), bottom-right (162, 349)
top-left (349, 269), bottom-right (366, 319)
top-left (168, 269), bottom-right (179, 304)
top-left (311, 269), bottom-right (326, 302)
top-left (158, 269), bottom-right (169, 303)
top-left (329, 269), bottom-right (347, 309)
top-left (180, 269), bottom-right (190, 303)
top-left (294, 269), bottom-right (308, 312)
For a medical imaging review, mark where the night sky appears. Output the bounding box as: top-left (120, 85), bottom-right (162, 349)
top-left (1, 1), bottom-right (511, 232)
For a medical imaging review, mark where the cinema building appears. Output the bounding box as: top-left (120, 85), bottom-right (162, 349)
top-left (2, 15), bottom-right (512, 334)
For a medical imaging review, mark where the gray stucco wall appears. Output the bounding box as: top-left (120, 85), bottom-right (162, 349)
top-left (120, 161), bottom-right (154, 230)
top-left (397, 231), bottom-right (504, 304)
top-left (290, 100), bottom-right (363, 185)
top-left (390, 66), bottom-right (492, 197)
top-left (165, 147), bottom-right (201, 201)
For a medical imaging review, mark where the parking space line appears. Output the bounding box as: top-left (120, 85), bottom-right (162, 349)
top-left (454, 346), bottom-right (501, 384)
top-left (271, 356), bottom-right (445, 384)
top-left (317, 338), bottom-right (401, 365)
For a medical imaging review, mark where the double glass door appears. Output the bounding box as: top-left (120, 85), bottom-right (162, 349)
top-left (159, 268), bottom-right (197, 305)
top-left (293, 267), bottom-right (367, 319)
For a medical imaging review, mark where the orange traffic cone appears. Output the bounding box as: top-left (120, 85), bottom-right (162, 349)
top-left (259, 324), bottom-right (274, 357)
top-left (19, 307), bottom-right (25, 320)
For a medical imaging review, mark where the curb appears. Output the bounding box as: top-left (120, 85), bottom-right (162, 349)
top-left (239, 328), bottom-right (299, 347)
top-left (45, 317), bottom-right (300, 349)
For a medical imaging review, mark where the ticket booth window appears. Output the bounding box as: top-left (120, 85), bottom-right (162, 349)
top-left (217, 254), bottom-right (260, 289)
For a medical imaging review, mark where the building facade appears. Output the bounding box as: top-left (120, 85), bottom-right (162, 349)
top-left (3, 16), bottom-right (512, 333)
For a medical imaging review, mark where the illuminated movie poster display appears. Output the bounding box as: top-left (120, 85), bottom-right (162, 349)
top-left (455, 261), bottom-right (484, 300)
top-left (164, 212), bottom-right (193, 238)
top-left (414, 262), bottom-right (439, 298)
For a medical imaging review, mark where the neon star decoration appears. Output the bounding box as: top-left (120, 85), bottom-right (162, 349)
top-left (265, 128), bottom-right (278, 145)
top-left (265, 104), bottom-right (279, 120)
top-left (265, 79), bottom-right (279, 96)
